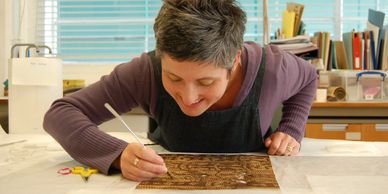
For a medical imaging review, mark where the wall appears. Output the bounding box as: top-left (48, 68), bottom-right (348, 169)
top-left (0, 0), bottom-right (38, 88)
top-left (0, 1), bottom-right (4, 82)
top-left (63, 64), bottom-right (116, 85)
top-left (0, 0), bottom-right (11, 87)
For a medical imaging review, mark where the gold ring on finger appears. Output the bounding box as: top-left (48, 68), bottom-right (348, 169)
top-left (286, 145), bottom-right (294, 153)
top-left (133, 157), bottom-right (140, 167)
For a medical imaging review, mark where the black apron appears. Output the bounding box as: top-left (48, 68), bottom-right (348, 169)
top-left (148, 49), bottom-right (267, 153)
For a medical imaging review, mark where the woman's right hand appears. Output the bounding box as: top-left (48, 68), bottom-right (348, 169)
top-left (116, 143), bottom-right (167, 181)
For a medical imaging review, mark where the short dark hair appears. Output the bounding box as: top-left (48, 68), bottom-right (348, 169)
top-left (154, 0), bottom-right (247, 69)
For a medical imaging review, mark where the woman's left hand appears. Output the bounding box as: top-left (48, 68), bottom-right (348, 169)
top-left (264, 131), bottom-right (300, 156)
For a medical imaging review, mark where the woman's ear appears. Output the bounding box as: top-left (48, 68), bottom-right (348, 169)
top-left (232, 50), bottom-right (242, 70)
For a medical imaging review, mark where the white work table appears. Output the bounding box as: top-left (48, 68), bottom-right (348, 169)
top-left (1, 132), bottom-right (388, 194)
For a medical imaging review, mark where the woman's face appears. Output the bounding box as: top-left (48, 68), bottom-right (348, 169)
top-left (161, 54), bottom-right (230, 117)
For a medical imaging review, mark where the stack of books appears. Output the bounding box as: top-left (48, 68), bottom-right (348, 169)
top-left (270, 35), bottom-right (319, 61)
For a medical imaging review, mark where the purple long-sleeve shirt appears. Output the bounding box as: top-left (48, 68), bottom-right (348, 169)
top-left (44, 42), bottom-right (317, 175)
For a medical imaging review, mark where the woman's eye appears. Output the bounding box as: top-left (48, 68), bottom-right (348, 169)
top-left (198, 79), bottom-right (214, 86)
top-left (168, 75), bottom-right (181, 82)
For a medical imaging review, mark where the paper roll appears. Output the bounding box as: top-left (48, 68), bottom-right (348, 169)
top-left (327, 86), bottom-right (346, 101)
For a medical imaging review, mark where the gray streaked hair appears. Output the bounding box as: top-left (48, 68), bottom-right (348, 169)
top-left (154, 0), bottom-right (247, 69)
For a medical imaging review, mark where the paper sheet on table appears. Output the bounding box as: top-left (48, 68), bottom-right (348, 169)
top-left (0, 135), bottom-right (26, 147)
top-left (325, 141), bottom-right (378, 153)
top-left (299, 138), bottom-right (383, 156)
top-left (307, 175), bottom-right (388, 194)
top-left (0, 125), bottom-right (5, 135)
top-left (270, 156), bottom-right (388, 194)
top-left (0, 159), bottom-right (136, 194)
top-left (9, 57), bottom-right (61, 86)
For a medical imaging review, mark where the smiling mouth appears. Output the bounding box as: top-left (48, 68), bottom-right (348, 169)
top-left (184, 99), bottom-right (202, 108)
top-left (193, 99), bottom-right (201, 104)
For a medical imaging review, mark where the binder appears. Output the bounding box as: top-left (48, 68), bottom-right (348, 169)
top-left (287, 2), bottom-right (304, 37)
top-left (363, 31), bottom-right (370, 70)
top-left (323, 32), bottom-right (331, 70)
top-left (370, 31), bottom-right (378, 70)
top-left (328, 40), bottom-right (335, 70)
top-left (352, 32), bottom-right (362, 70)
top-left (342, 31), bottom-right (354, 69)
top-left (367, 9), bottom-right (385, 68)
top-left (382, 27), bottom-right (388, 70)
top-left (314, 32), bottom-right (323, 58)
top-left (282, 10), bottom-right (295, 38)
top-left (368, 9), bottom-right (385, 27)
top-left (335, 41), bottom-right (349, 69)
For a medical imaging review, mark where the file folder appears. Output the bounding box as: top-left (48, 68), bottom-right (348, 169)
top-left (282, 10), bottom-right (295, 39)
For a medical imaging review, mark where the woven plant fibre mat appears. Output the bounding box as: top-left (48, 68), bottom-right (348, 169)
top-left (136, 154), bottom-right (279, 190)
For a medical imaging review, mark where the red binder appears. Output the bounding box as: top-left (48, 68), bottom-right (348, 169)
top-left (352, 32), bottom-right (362, 70)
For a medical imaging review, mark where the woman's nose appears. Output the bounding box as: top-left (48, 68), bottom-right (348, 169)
top-left (180, 85), bottom-right (200, 105)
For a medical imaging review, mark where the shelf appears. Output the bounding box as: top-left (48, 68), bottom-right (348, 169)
top-left (309, 101), bottom-right (388, 118)
top-left (312, 101), bottom-right (388, 108)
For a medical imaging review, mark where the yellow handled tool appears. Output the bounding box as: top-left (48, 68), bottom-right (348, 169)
top-left (72, 166), bottom-right (98, 182)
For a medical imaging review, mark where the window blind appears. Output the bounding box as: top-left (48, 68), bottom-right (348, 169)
top-left (37, 0), bottom-right (163, 64)
top-left (36, 0), bottom-right (388, 64)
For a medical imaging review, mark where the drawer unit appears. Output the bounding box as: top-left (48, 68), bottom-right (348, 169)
top-left (305, 123), bottom-right (388, 141)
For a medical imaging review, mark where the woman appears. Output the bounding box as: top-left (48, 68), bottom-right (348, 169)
top-left (44, 0), bottom-right (317, 181)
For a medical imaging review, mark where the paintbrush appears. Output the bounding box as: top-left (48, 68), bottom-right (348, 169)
top-left (104, 103), bottom-right (144, 146)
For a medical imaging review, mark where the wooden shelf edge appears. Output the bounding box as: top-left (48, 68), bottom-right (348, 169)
top-left (312, 102), bottom-right (388, 108)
